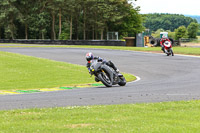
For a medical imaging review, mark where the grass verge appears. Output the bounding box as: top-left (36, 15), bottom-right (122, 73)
top-left (0, 51), bottom-right (136, 90)
top-left (0, 100), bottom-right (200, 132)
top-left (1, 43), bottom-right (200, 56)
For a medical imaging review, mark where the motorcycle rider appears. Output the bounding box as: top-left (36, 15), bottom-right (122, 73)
top-left (160, 35), bottom-right (171, 53)
top-left (85, 52), bottom-right (119, 74)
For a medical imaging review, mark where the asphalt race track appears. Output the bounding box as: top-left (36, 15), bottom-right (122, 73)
top-left (1, 47), bottom-right (200, 110)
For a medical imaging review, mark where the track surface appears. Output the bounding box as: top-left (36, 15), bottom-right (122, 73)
top-left (1, 47), bottom-right (200, 110)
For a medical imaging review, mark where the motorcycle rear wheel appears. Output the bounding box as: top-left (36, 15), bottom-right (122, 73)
top-left (118, 77), bottom-right (126, 86)
top-left (171, 49), bottom-right (174, 56)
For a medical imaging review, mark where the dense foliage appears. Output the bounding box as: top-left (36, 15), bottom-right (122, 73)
top-left (0, 0), bottom-right (144, 40)
top-left (187, 22), bottom-right (199, 38)
top-left (143, 13), bottom-right (197, 32)
top-left (174, 26), bottom-right (187, 40)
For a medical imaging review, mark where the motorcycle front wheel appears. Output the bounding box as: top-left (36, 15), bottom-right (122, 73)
top-left (97, 71), bottom-right (112, 87)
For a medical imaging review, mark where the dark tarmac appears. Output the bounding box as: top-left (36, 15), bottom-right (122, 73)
top-left (0, 46), bottom-right (200, 110)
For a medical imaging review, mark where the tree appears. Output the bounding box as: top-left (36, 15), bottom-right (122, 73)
top-left (94, 0), bottom-right (130, 40)
top-left (61, 0), bottom-right (76, 40)
top-left (9, 0), bottom-right (34, 39)
top-left (175, 26), bottom-right (187, 40)
top-left (0, 0), bottom-right (144, 40)
top-left (187, 22), bottom-right (199, 39)
top-left (108, 3), bottom-right (144, 38)
top-left (143, 13), bottom-right (197, 32)
top-left (0, 2), bottom-right (4, 39)
top-left (46, 0), bottom-right (60, 40)
top-left (197, 26), bottom-right (200, 36)
top-left (1, 0), bottom-right (19, 39)
top-left (121, 7), bottom-right (144, 36)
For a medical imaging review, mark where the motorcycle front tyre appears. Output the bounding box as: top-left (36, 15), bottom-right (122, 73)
top-left (97, 73), bottom-right (112, 87)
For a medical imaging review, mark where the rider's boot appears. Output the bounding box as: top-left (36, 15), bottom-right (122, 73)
top-left (115, 69), bottom-right (123, 77)
top-left (116, 69), bottom-right (119, 73)
top-left (95, 77), bottom-right (100, 82)
top-left (161, 47), bottom-right (165, 53)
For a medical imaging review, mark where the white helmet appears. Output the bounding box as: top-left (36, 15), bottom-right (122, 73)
top-left (85, 52), bottom-right (94, 61)
top-left (162, 35), bottom-right (167, 39)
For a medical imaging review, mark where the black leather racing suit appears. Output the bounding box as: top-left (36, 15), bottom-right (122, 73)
top-left (86, 56), bottom-right (118, 73)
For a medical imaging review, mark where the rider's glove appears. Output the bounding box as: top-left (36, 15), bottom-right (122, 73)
top-left (86, 63), bottom-right (90, 68)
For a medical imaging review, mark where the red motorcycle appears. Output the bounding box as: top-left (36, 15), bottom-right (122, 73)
top-left (163, 41), bottom-right (174, 56)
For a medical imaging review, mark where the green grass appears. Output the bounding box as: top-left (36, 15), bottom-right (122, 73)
top-left (1, 43), bottom-right (200, 56)
top-left (0, 51), bottom-right (136, 90)
top-left (172, 47), bottom-right (200, 55)
top-left (0, 100), bottom-right (200, 132)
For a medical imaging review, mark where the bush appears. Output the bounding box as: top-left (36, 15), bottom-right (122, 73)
top-left (59, 32), bottom-right (70, 40)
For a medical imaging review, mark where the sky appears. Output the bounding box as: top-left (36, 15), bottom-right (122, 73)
top-left (133, 0), bottom-right (200, 16)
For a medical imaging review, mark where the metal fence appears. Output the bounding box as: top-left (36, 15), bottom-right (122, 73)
top-left (179, 38), bottom-right (200, 43)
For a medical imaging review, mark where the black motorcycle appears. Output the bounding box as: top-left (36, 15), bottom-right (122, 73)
top-left (89, 60), bottom-right (126, 87)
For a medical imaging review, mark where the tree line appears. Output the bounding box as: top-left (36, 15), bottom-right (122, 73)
top-left (151, 21), bottom-right (199, 40)
top-left (143, 13), bottom-right (198, 32)
top-left (0, 0), bottom-right (144, 40)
